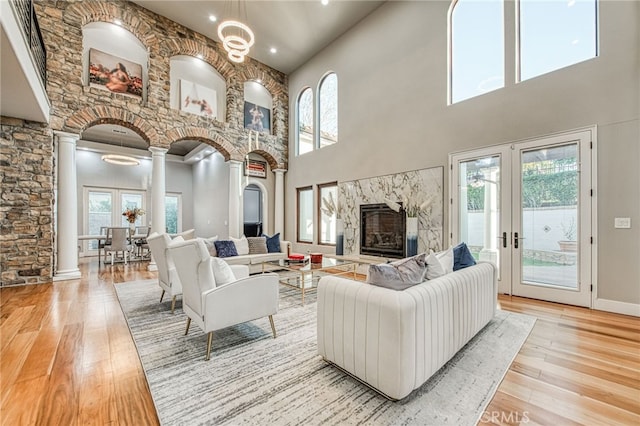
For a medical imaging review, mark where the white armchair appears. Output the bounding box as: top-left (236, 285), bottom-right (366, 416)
top-left (147, 232), bottom-right (183, 313)
top-left (168, 238), bottom-right (279, 361)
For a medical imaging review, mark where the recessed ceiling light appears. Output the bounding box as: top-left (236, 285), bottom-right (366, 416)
top-left (113, 19), bottom-right (122, 25)
top-left (270, 47), bottom-right (277, 54)
top-left (197, 54), bottom-right (203, 59)
top-left (255, 79), bottom-right (262, 84)
top-left (321, 0), bottom-right (329, 6)
top-left (209, 15), bottom-right (217, 22)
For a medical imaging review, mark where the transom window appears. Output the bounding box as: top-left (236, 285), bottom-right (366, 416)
top-left (297, 88), bottom-right (314, 156)
top-left (319, 73), bottom-right (338, 149)
top-left (450, 0), bottom-right (504, 104)
top-left (518, 0), bottom-right (598, 81)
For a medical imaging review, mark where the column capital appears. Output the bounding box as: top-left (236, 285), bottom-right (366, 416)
top-left (149, 146), bottom-right (168, 156)
top-left (53, 131), bottom-right (79, 144)
top-left (228, 159), bottom-right (243, 167)
top-left (273, 168), bottom-right (287, 175)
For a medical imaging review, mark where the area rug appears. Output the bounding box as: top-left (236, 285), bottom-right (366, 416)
top-left (115, 280), bottom-right (535, 426)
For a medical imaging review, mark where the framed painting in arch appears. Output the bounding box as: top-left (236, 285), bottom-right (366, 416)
top-left (244, 102), bottom-right (271, 133)
top-left (180, 79), bottom-right (217, 117)
top-left (88, 48), bottom-right (143, 98)
top-left (244, 159), bottom-right (267, 178)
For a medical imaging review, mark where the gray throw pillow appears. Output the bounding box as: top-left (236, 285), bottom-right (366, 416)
top-left (247, 236), bottom-right (268, 254)
top-left (367, 253), bottom-right (427, 291)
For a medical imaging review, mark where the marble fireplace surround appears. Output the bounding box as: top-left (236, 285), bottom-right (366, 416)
top-left (338, 166), bottom-right (444, 258)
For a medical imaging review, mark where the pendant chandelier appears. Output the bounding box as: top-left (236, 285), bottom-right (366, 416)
top-left (217, 1), bottom-right (254, 63)
top-left (101, 127), bottom-right (140, 166)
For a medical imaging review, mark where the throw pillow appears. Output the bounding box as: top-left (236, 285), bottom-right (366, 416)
top-left (425, 247), bottom-right (453, 279)
top-left (210, 257), bottom-right (236, 286)
top-left (214, 240), bottom-right (238, 258)
top-left (247, 236), bottom-right (268, 254)
top-left (201, 236), bottom-right (218, 257)
top-left (453, 242), bottom-right (476, 271)
top-left (230, 235), bottom-right (249, 255)
top-left (367, 253), bottom-right (427, 291)
top-left (262, 233), bottom-right (281, 253)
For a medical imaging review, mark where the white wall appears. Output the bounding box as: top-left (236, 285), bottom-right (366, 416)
top-left (192, 152), bottom-right (230, 238)
top-left (287, 1), bottom-right (639, 306)
top-left (170, 55), bottom-right (226, 122)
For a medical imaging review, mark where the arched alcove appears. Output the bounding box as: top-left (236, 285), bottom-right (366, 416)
top-left (170, 55), bottom-right (226, 123)
top-left (82, 22), bottom-right (149, 101)
top-left (244, 81), bottom-right (273, 134)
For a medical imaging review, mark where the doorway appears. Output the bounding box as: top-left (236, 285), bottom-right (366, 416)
top-left (243, 184), bottom-right (263, 237)
top-left (450, 129), bottom-right (594, 307)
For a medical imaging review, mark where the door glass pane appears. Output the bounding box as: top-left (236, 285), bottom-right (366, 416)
top-left (121, 193), bottom-right (144, 227)
top-left (520, 144), bottom-right (578, 288)
top-left (459, 156), bottom-right (501, 274)
top-left (165, 195), bottom-right (180, 234)
top-left (319, 184), bottom-right (337, 244)
top-left (297, 187), bottom-right (313, 242)
top-left (88, 191), bottom-right (112, 250)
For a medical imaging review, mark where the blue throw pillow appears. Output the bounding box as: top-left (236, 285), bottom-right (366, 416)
top-left (453, 242), bottom-right (476, 271)
top-left (214, 240), bottom-right (238, 258)
top-left (262, 233), bottom-right (281, 253)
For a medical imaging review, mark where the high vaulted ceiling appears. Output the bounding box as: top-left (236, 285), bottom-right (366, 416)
top-left (131, 0), bottom-right (385, 74)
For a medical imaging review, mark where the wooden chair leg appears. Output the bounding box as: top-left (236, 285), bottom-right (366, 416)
top-left (184, 317), bottom-right (191, 335)
top-left (159, 290), bottom-right (165, 303)
top-left (205, 332), bottom-right (213, 361)
top-left (269, 315), bottom-right (276, 338)
top-left (170, 296), bottom-right (177, 313)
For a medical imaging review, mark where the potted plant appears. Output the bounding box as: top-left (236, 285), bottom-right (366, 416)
top-left (558, 217), bottom-right (577, 252)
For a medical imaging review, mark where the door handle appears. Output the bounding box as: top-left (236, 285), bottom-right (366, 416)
top-left (498, 232), bottom-right (507, 248)
top-left (514, 232), bottom-right (524, 249)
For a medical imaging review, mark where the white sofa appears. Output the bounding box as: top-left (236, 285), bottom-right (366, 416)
top-left (219, 240), bottom-right (291, 274)
top-left (317, 261), bottom-right (497, 400)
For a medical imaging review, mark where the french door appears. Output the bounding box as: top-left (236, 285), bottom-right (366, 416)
top-left (450, 130), bottom-right (593, 307)
top-left (83, 187), bottom-right (146, 255)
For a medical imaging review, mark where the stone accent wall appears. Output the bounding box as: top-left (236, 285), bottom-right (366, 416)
top-left (0, 118), bottom-right (54, 286)
top-left (0, 0), bottom-right (289, 286)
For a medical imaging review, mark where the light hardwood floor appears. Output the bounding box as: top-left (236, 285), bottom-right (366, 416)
top-left (1, 258), bottom-right (638, 425)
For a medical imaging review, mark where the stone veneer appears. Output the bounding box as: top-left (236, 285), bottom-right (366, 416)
top-left (0, 117), bottom-right (54, 285)
top-left (0, 0), bottom-right (289, 286)
top-left (338, 167), bottom-right (444, 257)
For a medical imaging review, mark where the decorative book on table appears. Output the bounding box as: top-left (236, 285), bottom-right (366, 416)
top-left (287, 253), bottom-right (307, 263)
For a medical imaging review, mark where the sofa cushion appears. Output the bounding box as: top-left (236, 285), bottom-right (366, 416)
top-left (214, 240), bottom-right (238, 258)
top-left (201, 236), bottom-right (218, 257)
top-left (221, 254), bottom-right (254, 265)
top-left (230, 236), bottom-right (249, 255)
top-left (210, 257), bottom-right (236, 285)
top-left (366, 253), bottom-right (427, 291)
top-left (247, 236), bottom-right (268, 254)
top-left (248, 252), bottom-right (287, 264)
top-left (262, 233), bottom-right (281, 253)
top-left (174, 229), bottom-right (195, 240)
top-left (453, 242), bottom-right (476, 271)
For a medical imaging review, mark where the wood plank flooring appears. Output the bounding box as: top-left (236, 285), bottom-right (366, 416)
top-left (1, 258), bottom-right (638, 425)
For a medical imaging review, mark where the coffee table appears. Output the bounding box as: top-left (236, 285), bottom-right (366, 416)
top-left (261, 257), bottom-right (359, 305)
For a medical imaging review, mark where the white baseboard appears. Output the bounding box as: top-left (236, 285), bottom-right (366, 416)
top-left (593, 297), bottom-right (640, 317)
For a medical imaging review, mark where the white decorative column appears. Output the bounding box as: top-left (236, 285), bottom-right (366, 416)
top-left (53, 131), bottom-right (81, 281)
top-left (273, 169), bottom-right (286, 237)
top-left (228, 160), bottom-right (243, 238)
top-left (148, 147), bottom-right (167, 271)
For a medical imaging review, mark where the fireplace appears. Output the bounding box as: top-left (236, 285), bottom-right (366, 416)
top-left (360, 203), bottom-right (405, 258)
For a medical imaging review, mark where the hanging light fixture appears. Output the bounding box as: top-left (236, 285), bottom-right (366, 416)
top-left (217, 1), bottom-right (255, 63)
top-left (101, 127), bottom-right (140, 166)
top-left (101, 154), bottom-right (140, 166)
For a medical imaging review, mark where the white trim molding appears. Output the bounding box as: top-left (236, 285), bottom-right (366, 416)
top-left (593, 298), bottom-right (640, 317)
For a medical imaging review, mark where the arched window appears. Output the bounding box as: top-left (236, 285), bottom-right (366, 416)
top-left (297, 87), bottom-right (314, 155)
top-left (318, 72), bottom-right (338, 148)
top-left (518, 0), bottom-right (597, 81)
top-left (449, 0), bottom-right (504, 104)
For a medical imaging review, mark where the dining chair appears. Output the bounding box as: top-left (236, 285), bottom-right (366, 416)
top-left (135, 226), bottom-right (151, 258)
top-left (98, 226), bottom-right (109, 265)
top-left (104, 227), bottom-right (132, 265)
